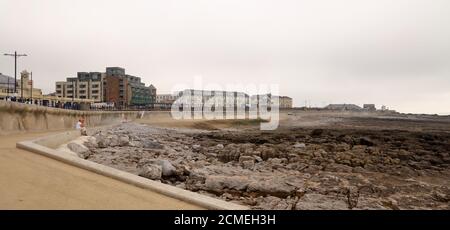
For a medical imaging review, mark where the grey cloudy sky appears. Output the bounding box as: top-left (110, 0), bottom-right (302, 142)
top-left (1, 0), bottom-right (449, 114)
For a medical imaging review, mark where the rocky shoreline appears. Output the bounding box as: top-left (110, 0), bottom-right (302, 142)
top-left (67, 122), bottom-right (450, 210)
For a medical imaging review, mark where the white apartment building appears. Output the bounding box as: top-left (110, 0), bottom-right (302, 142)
top-left (56, 72), bottom-right (104, 102)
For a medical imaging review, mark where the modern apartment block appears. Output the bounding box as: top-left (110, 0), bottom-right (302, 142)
top-left (104, 67), bottom-right (156, 107)
top-left (56, 72), bottom-right (104, 102)
top-left (56, 67), bottom-right (156, 107)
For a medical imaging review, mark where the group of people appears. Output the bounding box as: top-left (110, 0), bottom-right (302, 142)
top-left (3, 97), bottom-right (82, 110)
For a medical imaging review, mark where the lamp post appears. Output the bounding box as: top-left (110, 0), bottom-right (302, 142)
top-left (4, 51), bottom-right (28, 96)
top-left (30, 71), bottom-right (33, 102)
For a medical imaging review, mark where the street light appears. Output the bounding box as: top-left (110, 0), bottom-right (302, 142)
top-left (30, 71), bottom-right (33, 102)
top-left (4, 51), bottom-right (28, 99)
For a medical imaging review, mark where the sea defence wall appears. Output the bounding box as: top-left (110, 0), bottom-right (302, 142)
top-left (0, 101), bottom-right (146, 135)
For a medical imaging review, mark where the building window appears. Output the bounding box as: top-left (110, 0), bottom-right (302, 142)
top-left (56, 85), bottom-right (61, 88)
top-left (92, 84), bottom-right (99, 88)
top-left (67, 85), bottom-right (73, 88)
top-left (56, 90), bottom-right (61, 94)
top-left (67, 90), bottom-right (73, 94)
top-left (80, 90), bottom-right (86, 94)
top-left (80, 96), bottom-right (86, 99)
top-left (92, 90), bottom-right (99, 94)
top-left (80, 85), bottom-right (86, 88)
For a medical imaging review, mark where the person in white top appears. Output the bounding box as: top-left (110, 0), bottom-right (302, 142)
top-left (75, 119), bottom-right (82, 130)
top-left (75, 118), bottom-right (87, 135)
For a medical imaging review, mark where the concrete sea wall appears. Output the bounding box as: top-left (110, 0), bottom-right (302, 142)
top-left (0, 101), bottom-right (143, 135)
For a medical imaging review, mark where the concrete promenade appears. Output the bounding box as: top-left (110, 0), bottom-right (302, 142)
top-left (0, 131), bottom-right (203, 210)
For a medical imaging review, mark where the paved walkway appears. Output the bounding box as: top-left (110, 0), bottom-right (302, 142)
top-left (0, 131), bottom-right (203, 210)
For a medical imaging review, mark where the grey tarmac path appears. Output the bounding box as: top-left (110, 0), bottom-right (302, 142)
top-left (0, 131), bottom-right (204, 210)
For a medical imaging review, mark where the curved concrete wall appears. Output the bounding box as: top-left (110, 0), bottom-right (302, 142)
top-left (0, 101), bottom-right (142, 135)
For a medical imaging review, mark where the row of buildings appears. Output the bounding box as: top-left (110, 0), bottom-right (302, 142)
top-left (3, 68), bottom-right (293, 110)
top-left (55, 67), bottom-right (156, 108)
top-left (1, 71), bottom-right (42, 97)
top-left (324, 104), bottom-right (379, 111)
top-left (156, 89), bottom-right (293, 110)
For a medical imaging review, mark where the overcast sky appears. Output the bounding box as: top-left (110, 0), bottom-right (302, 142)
top-left (1, 0), bottom-right (449, 114)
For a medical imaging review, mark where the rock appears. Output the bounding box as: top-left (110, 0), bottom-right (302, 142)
top-left (239, 144), bottom-right (255, 156)
top-left (355, 197), bottom-right (389, 210)
top-left (336, 143), bottom-right (351, 152)
top-left (294, 143), bottom-right (306, 148)
top-left (216, 144), bottom-right (224, 149)
top-left (397, 149), bottom-right (411, 160)
top-left (205, 152), bottom-right (218, 158)
top-left (129, 141), bottom-right (144, 148)
top-left (96, 136), bottom-right (111, 148)
top-left (268, 158), bottom-right (283, 165)
top-left (159, 160), bottom-right (177, 177)
top-left (83, 137), bottom-right (98, 149)
top-left (204, 176), bottom-right (250, 192)
top-left (314, 149), bottom-right (326, 158)
top-left (255, 196), bottom-right (293, 210)
top-left (247, 179), bottom-right (296, 197)
top-left (382, 198), bottom-right (400, 210)
top-left (67, 143), bottom-right (90, 159)
top-left (239, 156), bottom-right (254, 163)
top-left (192, 144), bottom-right (201, 150)
top-left (254, 156), bottom-right (263, 162)
top-left (241, 160), bottom-right (255, 170)
top-left (109, 135), bottom-right (120, 147)
top-left (311, 129), bottom-right (324, 137)
top-left (138, 164), bottom-right (162, 180)
top-left (143, 141), bottom-right (163, 149)
top-left (432, 191), bottom-right (449, 202)
top-left (352, 166), bottom-right (367, 173)
top-left (324, 163), bottom-right (353, 173)
top-left (239, 156), bottom-right (255, 169)
top-left (359, 137), bottom-right (375, 146)
top-left (295, 194), bottom-right (349, 210)
top-left (118, 135), bottom-right (130, 146)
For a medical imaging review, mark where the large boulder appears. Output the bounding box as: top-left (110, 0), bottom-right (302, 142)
top-left (143, 140), bottom-right (163, 149)
top-left (67, 143), bottom-right (90, 159)
top-left (247, 179), bottom-right (296, 197)
top-left (118, 135), bottom-right (130, 147)
top-left (159, 160), bottom-right (177, 177)
top-left (138, 164), bottom-right (162, 180)
top-left (108, 135), bottom-right (120, 147)
top-left (96, 136), bottom-right (111, 148)
top-left (204, 176), bottom-right (250, 193)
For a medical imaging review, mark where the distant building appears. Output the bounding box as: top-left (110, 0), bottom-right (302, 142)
top-left (325, 104), bottom-right (362, 111)
top-left (156, 93), bottom-right (179, 103)
top-left (274, 96), bottom-right (293, 109)
top-left (176, 89), bottom-right (249, 110)
top-left (0, 73), bottom-right (15, 93)
top-left (363, 104), bottom-right (376, 111)
top-left (250, 94), bottom-right (293, 109)
top-left (104, 67), bottom-right (156, 107)
top-left (156, 93), bottom-right (179, 109)
top-left (56, 72), bottom-right (104, 102)
top-left (18, 70), bottom-right (43, 98)
top-left (56, 67), bottom-right (156, 107)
